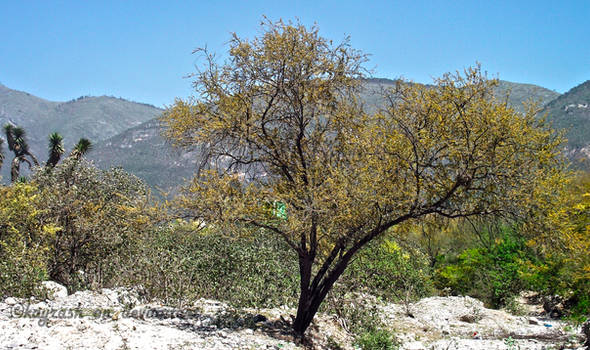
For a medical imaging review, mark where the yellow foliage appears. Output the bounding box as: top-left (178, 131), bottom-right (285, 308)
top-left (161, 18), bottom-right (569, 333)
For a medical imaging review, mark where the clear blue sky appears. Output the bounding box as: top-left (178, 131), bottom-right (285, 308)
top-left (1, 0), bottom-right (589, 107)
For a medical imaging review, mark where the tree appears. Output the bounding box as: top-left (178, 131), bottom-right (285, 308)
top-left (47, 132), bottom-right (65, 168)
top-left (530, 171), bottom-right (590, 312)
top-left (69, 138), bottom-right (92, 160)
top-left (4, 125), bottom-right (39, 182)
top-left (161, 19), bottom-right (566, 335)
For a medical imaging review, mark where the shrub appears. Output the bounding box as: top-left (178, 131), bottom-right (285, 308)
top-left (355, 329), bottom-right (398, 350)
top-left (0, 183), bottom-right (57, 297)
top-left (131, 223), bottom-right (300, 307)
top-left (32, 158), bottom-right (154, 291)
top-left (338, 238), bottom-right (434, 306)
top-left (435, 226), bottom-right (534, 307)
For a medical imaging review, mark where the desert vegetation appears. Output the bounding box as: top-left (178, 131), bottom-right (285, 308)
top-left (0, 19), bottom-right (588, 349)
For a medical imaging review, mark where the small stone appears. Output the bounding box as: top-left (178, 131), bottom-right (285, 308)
top-left (528, 318), bottom-right (539, 325)
top-left (459, 314), bottom-right (477, 323)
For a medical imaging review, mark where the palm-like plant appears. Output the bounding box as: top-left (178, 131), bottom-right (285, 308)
top-left (4, 124), bottom-right (40, 182)
top-left (70, 138), bottom-right (92, 160)
top-left (47, 132), bottom-right (65, 168)
top-left (4, 125), bottom-right (15, 152)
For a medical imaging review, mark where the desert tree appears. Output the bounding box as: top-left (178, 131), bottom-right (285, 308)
top-left (4, 125), bottom-right (39, 182)
top-left (161, 19), bottom-right (566, 335)
top-left (47, 132), bottom-right (65, 168)
top-left (69, 138), bottom-right (92, 161)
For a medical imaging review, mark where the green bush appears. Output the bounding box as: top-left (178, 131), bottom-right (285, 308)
top-left (355, 329), bottom-right (398, 350)
top-left (32, 159), bottom-right (154, 291)
top-left (131, 223), bottom-right (300, 307)
top-left (0, 183), bottom-right (56, 298)
top-left (339, 238), bottom-right (434, 305)
top-left (435, 226), bottom-right (534, 307)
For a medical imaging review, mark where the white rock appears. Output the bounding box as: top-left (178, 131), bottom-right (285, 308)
top-left (403, 341), bottom-right (426, 350)
top-left (40, 281), bottom-right (68, 300)
top-left (4, 297), bottom-right (18, 305)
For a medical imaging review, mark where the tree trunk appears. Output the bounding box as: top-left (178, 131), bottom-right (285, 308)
top-left (293, 253), bottom-right (313, 336)
top-left (292, 289), bottom-right (327, 336)
top-left (291, 257), bottom-right (351, 336)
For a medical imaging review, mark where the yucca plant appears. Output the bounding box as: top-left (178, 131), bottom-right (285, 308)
top-left (4, 125), bottom-right (15, 152)
top-left (47, 132), bottom-right (65, 168)
top-left (4, 124), bottom-right (39, 182)
top-left (70, 138), bottom-right (92, 160)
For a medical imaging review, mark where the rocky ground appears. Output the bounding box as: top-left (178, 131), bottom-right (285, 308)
top-left (0, 284), bottom-right (587, 350)
top-left (381, 295), bottom-right (586, 349)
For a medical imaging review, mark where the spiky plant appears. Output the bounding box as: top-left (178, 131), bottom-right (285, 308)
top-left (4, 124), bottom-right (15, 152)
top-left (4, 124), bottom-right (39, 182)
top-left (70, 138), bottom-right (92, 160)
top-left (11, 127), bottom-right (38, 166)
top-left (11, 126), bottom-right (26, 155)
top-left (47, 132), bottom-right (65, 168)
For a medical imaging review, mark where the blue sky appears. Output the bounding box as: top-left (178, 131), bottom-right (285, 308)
top-left (1, 0), bottom-right (589, 107)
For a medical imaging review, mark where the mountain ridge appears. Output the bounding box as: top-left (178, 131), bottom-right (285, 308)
top-left (0, 83), bottom-right (162, 181)
top-left (2, 78), bottom-right (586, 190)
top-left (88, 78), bottom-right (564, 191)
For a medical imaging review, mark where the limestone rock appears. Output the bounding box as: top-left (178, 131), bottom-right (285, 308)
top-left (40, 281), bottom-right (68, 300)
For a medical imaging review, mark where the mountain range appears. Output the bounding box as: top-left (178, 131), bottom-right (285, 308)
top-left (0, 83), bottom-right (161, 181)
top-left (0, 78), bottom-right (587, 191)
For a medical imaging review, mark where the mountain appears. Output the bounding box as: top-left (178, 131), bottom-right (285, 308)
top-left (540, 80), bottom-right (590, 167)
top-left (494, 81), bottom-right (560, 114)
top-left (0, 83), bottom-right (162, 181)
top-left (360, 78), bottom-right (559, 114)
top-left (1, 79), bottom-right (574, 191)
top-left (88, 118), bottom-right (199, 192)
top-left (89, 79), bottom-right (563, 192)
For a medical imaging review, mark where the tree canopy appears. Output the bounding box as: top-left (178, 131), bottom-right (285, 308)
top-left (161, 19), bottom-right (567, 335)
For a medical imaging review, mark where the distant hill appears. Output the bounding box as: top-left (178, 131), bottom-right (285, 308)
top-left (88, 118), bottom-right (199, 192)
top-left (89, 79), bottom-right (563, 192)
top-left (0, 84), bottom-right (162, 181)
top-left (361, 78), bottom-right (560, 114)
top-left (494, 81), bottom-right (560, 114)
top-left (1, 79), bottom-right (577, 191)
top-left (540, 80), bottom-right (590, 167)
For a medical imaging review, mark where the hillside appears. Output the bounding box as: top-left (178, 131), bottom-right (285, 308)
top-left (0, 79), bottom-right (571, 190)
top-left (494, 80), bottom-right (560, 114)
top-left (89, 79), bottom-right (562, 191)
top-left (87, 118), bottom-right (199, 192)
top-left (361, 78), bottom-right (560, 114)
top-left (540, 80), bottom-right (590, 167)
top-left (0, 84), bottom-right (162, 181)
